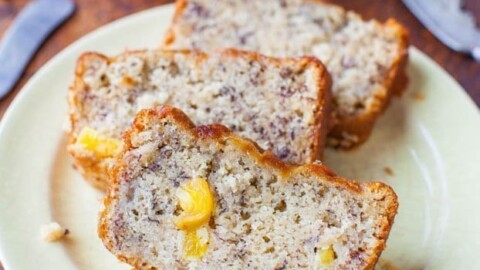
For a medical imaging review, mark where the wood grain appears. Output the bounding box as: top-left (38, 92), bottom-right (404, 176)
top-left (0, 0), bottom-right (478, 267)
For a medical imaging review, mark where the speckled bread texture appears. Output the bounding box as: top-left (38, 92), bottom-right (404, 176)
top-left (67, 49), bottom-right (331, 189)
top-left (164, 0), bottom-right (409, 148)
top-left (99, 106), bottom-right (398, 270)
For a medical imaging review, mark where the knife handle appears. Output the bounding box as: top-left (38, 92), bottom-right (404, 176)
top-left (0, 0), bottom-right (75, 100)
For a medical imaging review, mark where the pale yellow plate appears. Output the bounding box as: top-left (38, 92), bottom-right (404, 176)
top-left (0, 4), bottom-right (480, 270)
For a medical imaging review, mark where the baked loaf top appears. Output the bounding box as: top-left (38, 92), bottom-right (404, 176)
top-left (164, 0), bottom-right (409, 147)
top-left (99, 106), bottom-right (398, 270)
top-left (68, 49), bottom-right (331, 189)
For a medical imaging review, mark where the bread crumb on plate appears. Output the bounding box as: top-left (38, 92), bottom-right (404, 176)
top-left (40, 222), bottom-right (69, 242)
top-left (384, 167), bottom-right (394, 176)
top-left (411, 92), bottom-right (425, 101)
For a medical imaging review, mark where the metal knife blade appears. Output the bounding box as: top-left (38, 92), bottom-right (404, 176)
top-left (402, 0), bottom-right (480, 61)
top-left (0, 0), bottom-right (75, 99)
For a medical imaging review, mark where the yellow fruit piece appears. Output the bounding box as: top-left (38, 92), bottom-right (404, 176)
top-left (76, 127), bottom-right (122, 158)
top-left (175, 178), bottom-right (214, 231)
top-left (317, 245), bottom-right (336, 265)
top-left (183, 229), bottom-right (208, 260)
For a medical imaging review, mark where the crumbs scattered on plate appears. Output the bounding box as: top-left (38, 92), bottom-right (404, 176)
top-left (40, 222), bottom-right (69, 242)
top-left (411, 92), bottom-right (425, 101)
top-left (383, 167), bottom-right (394, 176)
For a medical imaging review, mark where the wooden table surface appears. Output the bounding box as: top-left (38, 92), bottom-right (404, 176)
top-left (0, 0), bottom-right (478, 268)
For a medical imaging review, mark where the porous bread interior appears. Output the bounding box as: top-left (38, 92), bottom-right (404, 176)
top-left (101, 109), bottom-right (396, 270)
top-left (73, 50), bottom-right (325, 166)
top-left (166, 0), bottom-right (403, 119)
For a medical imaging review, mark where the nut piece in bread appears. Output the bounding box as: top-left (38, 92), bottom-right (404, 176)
top-left (99, 105), bottom-right (398, 270)
top-left (164, 0), bottom-right (409, 148)
top-left (68, 49), bottom-right (331, 189)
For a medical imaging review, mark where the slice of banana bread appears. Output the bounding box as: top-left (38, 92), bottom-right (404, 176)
top-left (164, 0), bottom-right (409, 148)
top-left (67, 49), bottom-right (331, 189)
top-left (99, 105), bottom-right (398, 270)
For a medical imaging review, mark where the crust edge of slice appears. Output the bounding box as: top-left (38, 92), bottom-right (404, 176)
top-left (327, 19), bottom-right (410, 149)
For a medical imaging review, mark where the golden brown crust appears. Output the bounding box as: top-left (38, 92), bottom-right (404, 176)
top-left (163, 1), bottom-right (410, 150)
top-left (99, 105), bottom-right (398, 269)
top-left (162, 0), bottom-right (188, 48)
top-left (68, 48), bottom-right (332, 189)
top-left (328, 19), bottom-right (410, 149)
top-left (308, 55), bottom-right (333, 161)
top-left (67, 52), bottom-right (112, 190)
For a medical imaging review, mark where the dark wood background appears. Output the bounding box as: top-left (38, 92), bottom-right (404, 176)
top-left (0, 0), bottom-right (478, 268)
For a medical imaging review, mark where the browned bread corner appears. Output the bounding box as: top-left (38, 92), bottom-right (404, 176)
top-left (99, 105), bottom-right (398, 269)
top-left (67, 49), bottom-right (331, 189)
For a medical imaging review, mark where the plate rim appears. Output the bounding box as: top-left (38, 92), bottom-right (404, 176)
top-left (0, 3), bottom-right (480, 269)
